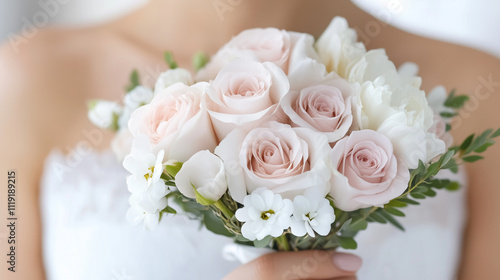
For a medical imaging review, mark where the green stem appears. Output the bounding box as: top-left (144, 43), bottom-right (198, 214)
top-left (335, 212), bottom-right (349, 230)
top-left (214, 200), bottom-right (234, 219)
top-left (275, 234), bottom-right (291, 251)
top-left (398, 178), bottom-right (426, 199)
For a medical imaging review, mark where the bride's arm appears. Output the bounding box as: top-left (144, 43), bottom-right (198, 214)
top-left (0, 41), bottom-right (53, 280)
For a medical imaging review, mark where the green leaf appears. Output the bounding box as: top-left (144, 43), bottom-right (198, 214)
top-left (459, 134), bottom-right (474, 151)
top-left (413, 185), bottom-right (429, 194)
top-left (193, 184), bottom-right (216, 205)
top-left (440, 112), bottom-right (457, 118)
top-left (379, 211), bottom-right (405, 231)
top-left (462, 155), bottom-right (484, 163)
top-left (125, 69), bottom-right (140, 92)
top-left (386, 200), bottom-right (407, 208)
top-left (445, 96), bottom-right (469, 109)
top-left (399, 197), bottom-right (420, 205)
top-left (474, 141), bottom-right (495, 153)
top-left (445, 123), bottom-right (452, 132)
top-left (339, 218), bottom-right (353, 232)
top-left (348, 218), bottom-right (368, 231)
top-left (384, 207), bottom-right (405, 217)
top-left (440, 150), bottom-right (455, 166)
top-left (445, 182), bottom-right (460, 191)
top-left (492, 128), bottom-right (500, 138)
top-left (465, 129), bottom-right (493, 155)
top-left (164, 51), bottom-right (178, 69)
top-left (338, 236), bottom-right (357, 250)
top-left (369, 212), bottom-right (387, 224)
top-left (163, 206), bottom-right (177, 215)
top-left (423, 188), bottom-right (437, 197)
top-left (165, 161), bottom-right (183, 177)
top-left (410, 193), bottom-right (426, 199)
top-left (254, 235), bottom-right (273, 248)
top-left (235, 234), bottom-right (251, 243)
top-left (425, 162), bottom-right (441, 178)
top-left (202, 210), bottom-right (234, 237)
top-left (192, 52), bottom-right (210, 72)
top-left (444, 89), bottom-right (469, 109)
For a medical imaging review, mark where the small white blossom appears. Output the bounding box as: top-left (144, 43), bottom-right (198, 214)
top-left (290, 192), bottom-right (335, 237)
top-left (123, 135), bottom-right (169, 197)
top-left (235, 188), bottom-right (293, 241)
top-left (88, 100), bottom-right (122, 130)
top-left (124, 86), bottom-right (154, 110)
top-left (154, 68), bottom-right (194, 94)
top-left (118, 86), bottom-right (154, 130)
top-left (126, 192), bottom-right (168, 231)
top-left (426, 86), bottom-right (454, 117)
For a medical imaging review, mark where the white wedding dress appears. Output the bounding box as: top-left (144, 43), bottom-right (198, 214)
top-left (40, 149), bottom-right (467, 280)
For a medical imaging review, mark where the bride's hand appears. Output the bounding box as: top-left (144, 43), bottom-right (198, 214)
top-left (224, 250), bottom-right (362, 280)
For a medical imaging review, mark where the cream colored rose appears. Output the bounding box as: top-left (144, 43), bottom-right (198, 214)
top-left (128, 82), bottom-right (217, 162)
top-left (215, 121), bottom-right (331, 203)
top-left (204, 59), bottom-right (289, 140)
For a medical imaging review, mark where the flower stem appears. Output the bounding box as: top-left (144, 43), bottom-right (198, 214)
top-left (214, 200), bottom-right (234, 219)
top-left (275, 234), bottom-right (291, 251)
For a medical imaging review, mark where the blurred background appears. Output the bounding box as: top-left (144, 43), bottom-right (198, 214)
top-left (0, 0), bottom-right (499, 58)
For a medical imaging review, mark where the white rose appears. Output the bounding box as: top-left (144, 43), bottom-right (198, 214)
top-left (353, 78), bottom-right (445, 168)
top-left (175, 150), bottom-right (228, 203)
top-left (315, 17), bottom-right (366, 77)
top-left (205, 59), bottom-right (289, 139)
top-left (128, 82), bottom-right (217, 162)
top-left (215, 121), bottom-right (331, 203)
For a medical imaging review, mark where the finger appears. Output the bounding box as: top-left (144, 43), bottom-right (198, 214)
top-left (224, 250), bottom-right (362, 280)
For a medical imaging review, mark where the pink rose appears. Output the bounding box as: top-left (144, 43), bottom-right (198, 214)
top-left (280, 74), bottom-right (354, 143)
top-left (215, 121), bottom-right (331, 203)
top-left (128, 82), bottom-right (217, 162)
top-left (196, 29), bottom-right (317, 81)
top-left (329, 130), bottom-right (409, 211)
top-left (429, 113), bottom-right (453, 149)
top-left (205, 59), bottom-right (289, 140)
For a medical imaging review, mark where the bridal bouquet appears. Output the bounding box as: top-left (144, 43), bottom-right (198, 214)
top-left (88, 17), bottom-right (499, 251)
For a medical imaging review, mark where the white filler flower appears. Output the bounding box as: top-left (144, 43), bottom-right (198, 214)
top-left (123, 135), bottom-right (171, 230)
top-left (88, 100), bottom-right (122, 130)
top-left (126, 192), bottom-right (168, 231)
top-left (290, 192), bottom-right (335, 237)
top-left (123, 135), bottom-right (168, 196)
top-left (235, 188), bottom-right (293, 241)
top-left (154, 68), bottom-right (194, 95)
top-left (124, 86), bottom-right (154, 111)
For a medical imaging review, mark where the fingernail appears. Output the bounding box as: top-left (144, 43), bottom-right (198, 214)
top-left (332, 253), bottom-right (362, 272)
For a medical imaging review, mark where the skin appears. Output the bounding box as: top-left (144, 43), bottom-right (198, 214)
top-left (0, 0), bottom-right (499, 279)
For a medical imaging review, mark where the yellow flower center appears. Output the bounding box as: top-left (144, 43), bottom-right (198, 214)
top-left (144, 166), bottom-right (155, 180)
top-left (260, 210), bottom-right (275, 220)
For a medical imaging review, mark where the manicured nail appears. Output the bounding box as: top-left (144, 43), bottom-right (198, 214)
top-left (332, 253), bottom-right (362, 272)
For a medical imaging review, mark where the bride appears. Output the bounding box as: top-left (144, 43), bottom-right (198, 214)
top-left (1, 1), bottom-right (499, 279)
